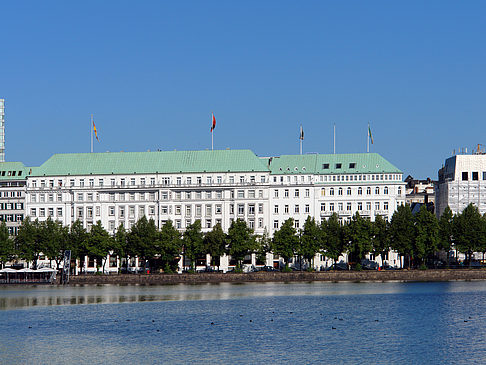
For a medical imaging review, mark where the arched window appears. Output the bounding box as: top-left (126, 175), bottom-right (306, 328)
top-left (358, 187), bottom-right (362, 195)
top-left (384, 186), bottom-right (388, 194)
top-left (366, 187), bottom-right (371, 195)
top-left (347, 187), bottom-right (352, 195)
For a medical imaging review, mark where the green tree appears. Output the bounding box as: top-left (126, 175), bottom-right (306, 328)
top-left (438, 206), bottom-right (454, 265)
top-left (159, 220), bottom-right (182, 272)
top-left (389, 205), bottom-right (415, 268)
top-left (86, 221), bottom-right (113, 273)
top-left (128, 216), bottom-right (159, 270)
top-left (203, 223), bottom-right (226, 269)
top-left (414, 205), bottom-right (439, 267)
top-left (345, 213), bottom-right (373, 266)
top-left (371, 215), bottom-right (389, 267)
top-left (227, 219), bottom-right (257, 269)
top-left (299, 216), bottom-right (321, 270)
top-left (183, 220), bottom-right (204, 270)
top-left (69, 220), bottom-right (88, 272)
top-left (41, 218), bottom-right (69, 270)
top-left (322, 213), bottom-right (344, 265)
top-left (15, 217), bottom-right (42, 268)
top-left (0, 222), bottom-right (13, 268)
top-left (453, 204), bottom-right (484, 266)
top-left (272, 218), bottom-right (298, 268)
top-left (256, 228), bottom-right (271, 266)
top-left (113, 224), bottom-right (130, 273)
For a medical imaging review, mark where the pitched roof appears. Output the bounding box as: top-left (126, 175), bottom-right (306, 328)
top-left (31, 149), bottom-right (269, 177)
top-left (267, 153), bottom-right (401, 175)
top-left (0, 161), bottom-right (29, 180)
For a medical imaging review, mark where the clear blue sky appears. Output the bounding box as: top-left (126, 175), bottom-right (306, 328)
top-left (1, 0), bottom-right (485, 179)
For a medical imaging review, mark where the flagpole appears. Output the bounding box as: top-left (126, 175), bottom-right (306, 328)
top-left (91, 114), bottom-right (93, 153)
top-left (211, 130), bottom-right (213, 151)
top-left (299, 124), bottom-right (302, 155)
top-left (333, 123), bottom-right (336, 154)
top-left (367, 122), bottom-right (370, 153)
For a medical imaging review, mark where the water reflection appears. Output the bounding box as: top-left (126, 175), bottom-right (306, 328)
top-left (1, 281), bottom-right (486, 310)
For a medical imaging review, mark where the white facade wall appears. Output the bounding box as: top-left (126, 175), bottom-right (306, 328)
top-left (24, 166), bottom-right (405, 271)
top-left (268, 172), bottom-right (405, 269)
top-left (436, 154), bottom-right (486, 217)
top-left (26, 171), bottom-right (271, 236)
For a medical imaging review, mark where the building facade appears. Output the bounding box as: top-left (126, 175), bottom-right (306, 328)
top-left (436, 152), bottom-right (486, 218)
top-left (0, 162), bottom-right (28, 235)
top-left (23, 149), bottom-right (405, 272)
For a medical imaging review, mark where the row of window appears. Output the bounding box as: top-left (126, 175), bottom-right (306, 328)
top-left (30, 207), bottom-right (64, 218)
top-left (272, 186), bottom-right (400, 198)
top-left (321, 186), bottom-right (398, 196)
top-left (0, 214), bottom-right (23, 222)
top-left (228, 203), bottom-right (264, 216)
top-left (461, 171), bottom-right (486, 181)
top-left (0, 191), bottom-right (22, 198)
top-left (272, 214), bottom-right (392, 230)
top-left (274, 188), bottom-right (311, 198)
top-left (0, 203), bottom-right (23, 210)
top-left (0, 182), bottom-right (25, 187)
top-left (272, 173), bottom-right (402, 184)
top-left (32, 193), bottom-right (64, 203)
top-left (0, 170), bottom-right (22, 177)
top-left (106, 217), bottom-right (232, 231)
top-left (30, 186), bottom-right (401, 204)
top-left (319, 201), bottom-right (389, 212)
top-left (274, 204), bottom-right (311, 214)
top-left (30, 174), bottom-right (268, 189)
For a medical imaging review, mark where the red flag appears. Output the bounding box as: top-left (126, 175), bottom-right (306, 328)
top-left (211, 113), bottom-right (216, 132)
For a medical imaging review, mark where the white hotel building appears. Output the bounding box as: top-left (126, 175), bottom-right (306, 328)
top-left (21, 149), bottom-right (405, 271)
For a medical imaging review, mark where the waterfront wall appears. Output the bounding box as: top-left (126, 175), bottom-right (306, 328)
top-left (66, 269), bottom-right (486, 285)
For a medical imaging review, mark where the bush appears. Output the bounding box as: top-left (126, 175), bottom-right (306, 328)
top-left (306, 267), bottom-right (315, 272)
top-left (282, 266), bottom-right (292, 273)
top-left (419, 264), bottom-right (427, 270)
top-left (354, 263), bottom-right (362, 271)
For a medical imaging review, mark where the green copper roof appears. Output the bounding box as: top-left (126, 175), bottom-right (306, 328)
top-left (31, 149), bottom-right (269, 177)
top-left (0, 161), bottom-right (29, 180)
top-left (267, 153), bottom-right (402, 174)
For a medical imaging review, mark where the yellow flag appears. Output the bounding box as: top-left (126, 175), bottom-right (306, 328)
top-left (93, 121), bottom-right (99, 142)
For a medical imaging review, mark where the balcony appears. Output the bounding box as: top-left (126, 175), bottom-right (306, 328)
top-left (337, 210), bottom-right (352, 216)
top-left (375, 210), bottom-right (389, 216)
top-left (320, 211), bottom-right (333, 217)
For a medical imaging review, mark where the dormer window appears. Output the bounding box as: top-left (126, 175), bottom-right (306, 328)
top-left (335, 163), bottom-right (342, 169)
top-left (322, 163), bottom-right (329, 169)
top-left (349, 163), bottom-right (356, 169)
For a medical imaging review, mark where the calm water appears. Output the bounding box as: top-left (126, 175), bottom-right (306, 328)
top-left (1, 281), bottom-right (486, 364)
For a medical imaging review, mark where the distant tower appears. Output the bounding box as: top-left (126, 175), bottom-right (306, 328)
top-left (0, 99), bottom-right (4, 162)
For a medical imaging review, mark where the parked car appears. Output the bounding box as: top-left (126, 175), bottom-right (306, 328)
top-left (261, 265), bottom-right (279, 272)
top-left (325, 262), bottom-right (349, 271)
top-left (361, 259), bottom-right (379, 270)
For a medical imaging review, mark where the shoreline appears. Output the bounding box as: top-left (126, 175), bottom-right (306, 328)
top-left (64, 269), bottom-right (486, 285)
